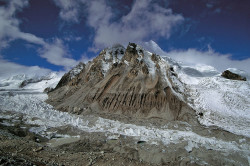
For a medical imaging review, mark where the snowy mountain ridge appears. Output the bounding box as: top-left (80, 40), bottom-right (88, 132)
top-left (0, 72), bottom-right (62, 91)
top-left (0, 42), bottom-right (250, 165)
top-left (46, 42), bottom-right (250, 137)
top-left (162, 54), bottom-right (250, 136)
top-left (0, 42), bottom-right (249, 138)
top-left (68, 62), bottom-right (85, 80)
top-left (99, 44), bottom-right (125, 76)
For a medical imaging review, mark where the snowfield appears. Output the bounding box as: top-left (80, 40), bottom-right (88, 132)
top-left (0, 87), bottom-right (249, 155)
top-left (0, 72), bottom-right (250, 163)
top-left (176, 65), bottom-right (250, 137)
top-left (143, 40), bottom-right (250, 138)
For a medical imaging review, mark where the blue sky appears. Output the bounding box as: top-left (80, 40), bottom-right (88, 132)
top-left (0, 0), bottom-right (249, 77)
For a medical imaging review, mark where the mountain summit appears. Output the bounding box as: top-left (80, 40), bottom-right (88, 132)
top-left (47, 43), bottom-right (195, 122)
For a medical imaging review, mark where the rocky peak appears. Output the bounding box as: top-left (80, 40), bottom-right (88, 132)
top-left (123, 43), bottom-right (138, 62)
top-left (99, 44), bottom-right (125, 62)
top-left (88, 43), bottom-right (170, 80)
top-left (47, 43), bottom-right (191, 121)
top-left (90, 44), bottom-right (126, 77)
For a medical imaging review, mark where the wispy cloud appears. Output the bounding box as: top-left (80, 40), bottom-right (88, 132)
top-left (52, 0), bottom-right (82, 23)
top-left (79, 52), bottom-right (93, 63)
top-left (206, 3), bottom-right (213, 8)
top-left (64, 35), bottom-right (82, 42)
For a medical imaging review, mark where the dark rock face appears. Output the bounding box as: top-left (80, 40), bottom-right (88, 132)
top-left (19, 75), bottom-right (54, 88)
top-left (19, 79), bottom-right (31, 88)
top-left (19, 78), bottom-right (49, 88)
top-left (43, 87), bottom-right (54, 93)
top-left (221, 70), bottom-right (246, 81)
top-left (47, 43), bottom-right (195, 122)
top-left (55, 62), bottom-right (85, 89)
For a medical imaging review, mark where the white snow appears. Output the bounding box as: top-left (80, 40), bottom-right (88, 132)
top-left (145, 41), bottom-right (250, 138)
top-left (185, 140), bottom-right (198, 152)
top-left (173, 63), bottom-right (250, 137)
top-left (158, 56), bottom-right (186, 100)
top-left (0, 120), bottom-right (15, 126)
top-left (24, 72), bottom-right (62, 91)
top-left (187, 76), bottom-right (250, 137)
top-left (160, 55), bottom-right (250, 137)
top-left (0, 92), bottom-right (249, 152)
top-left (69, 63), bottom-right (84, 80)
top-left (136, 45), bottom-right (156, 76)
top-left (0, 76), bottom-right (249, 159)
top-left (0, 74), bottom-right (28, 89)
top-left (135, 44), bottom-right (186, 101)
top-left (0, 72), bottom-right (62, 91)
top-left (100, 45), bottom-right (125, 76)
top-left (227, 68), bottom-right (250, 80)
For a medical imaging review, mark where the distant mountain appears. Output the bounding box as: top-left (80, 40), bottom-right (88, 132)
top-left (0, 72), bottom-right (62, 92)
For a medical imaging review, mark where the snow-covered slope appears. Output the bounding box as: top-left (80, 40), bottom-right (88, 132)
top-left (142, 40), bottom-right (250, 137)
top-left (183, 70), bottom-right (250, 137)
top-left (0, 74), bottom-right (249, 163)
top-left (68, 62), bottom-right (85, 80)
top-left (99, 44), bottom-right (125, 76)
top-left (161, 57), bottom-right (250, 137)
top-left (0, 74), bottom-right (28, 89)
top-left (0, 72), bottom-right (63, 92)
top-left (159, 57), bottom-right (250, 137)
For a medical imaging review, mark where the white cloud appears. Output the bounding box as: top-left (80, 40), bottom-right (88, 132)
top-left (0, 0), bottom-right (78, 70)
top-left (38, 39), bottom-right (79, 70)
top-left (90, 0), bottom-right (184, 49)
top-left (143, 40), bottom-right (250, 72)
top-left (167, 49), bottom-right (250, 72)
top-left (17, 32), bottom-right (46, 45)
top-left (0, 0), bottom-right (45, 46)
top-left (0, 57), bottom-right (51, 79)
top-left (53, 0), bottom-right (184, 50)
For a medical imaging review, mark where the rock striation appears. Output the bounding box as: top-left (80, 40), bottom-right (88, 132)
top-left (47, 43), bottom-right (195, 121)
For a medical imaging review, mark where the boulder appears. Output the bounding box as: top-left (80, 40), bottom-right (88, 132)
top-left (221, 70), bottom-right (246, 81)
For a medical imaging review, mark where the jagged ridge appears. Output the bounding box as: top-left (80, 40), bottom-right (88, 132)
top-left (47, 43), bottom-right (195, 121)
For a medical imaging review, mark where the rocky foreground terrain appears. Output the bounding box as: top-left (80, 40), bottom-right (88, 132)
top-left (1, 109), bottom-right (249, 166)
top-left (0, 43), bottom-right (249, 165)
top-left (0, 119), bottom-right (152, 166)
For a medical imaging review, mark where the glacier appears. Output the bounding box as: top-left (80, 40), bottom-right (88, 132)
top-left (0, 45), bottom-right (250, 165)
